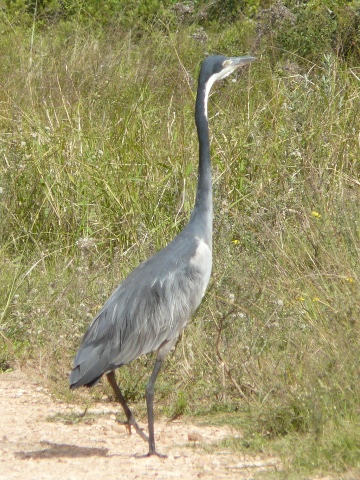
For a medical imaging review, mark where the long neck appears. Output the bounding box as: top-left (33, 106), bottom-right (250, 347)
top-left (190, 81), bottom-right (213, 247)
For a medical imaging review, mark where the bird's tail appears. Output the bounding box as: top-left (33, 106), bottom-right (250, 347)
top-left (69, 367), bottom-right (103, 389)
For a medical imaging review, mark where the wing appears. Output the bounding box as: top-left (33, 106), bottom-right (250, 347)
top-left (69, 231), bottom-right (212, 388)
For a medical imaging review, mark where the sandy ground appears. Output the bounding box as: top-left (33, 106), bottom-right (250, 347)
top-left (0, 370), bottom-right (281, 480)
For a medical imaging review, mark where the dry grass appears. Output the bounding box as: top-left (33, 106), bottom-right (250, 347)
top-left (0, 11), bottom-right (359, 478)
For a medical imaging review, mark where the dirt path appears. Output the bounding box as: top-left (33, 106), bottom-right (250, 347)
top-left (0, 370), bottom-right (280, 479)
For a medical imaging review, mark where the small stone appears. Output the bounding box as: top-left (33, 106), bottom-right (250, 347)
top-left (188, 431), bottom-right (203, 442)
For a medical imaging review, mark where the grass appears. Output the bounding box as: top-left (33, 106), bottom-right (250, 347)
top-left (1, 6), bottom-right (360, 479)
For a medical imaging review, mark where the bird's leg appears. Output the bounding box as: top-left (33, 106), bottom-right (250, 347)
top-left (145, 358), bottom-right (166, 457)
top-left (106, 371), bottom-right (148, 443)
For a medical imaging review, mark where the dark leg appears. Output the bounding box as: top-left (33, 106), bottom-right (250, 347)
top-left (145, 358), bottom-right (166, 457)
top-left (106, 371), bottom-right (148, 443)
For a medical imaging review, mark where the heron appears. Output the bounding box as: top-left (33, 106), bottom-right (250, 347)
top-left (69, 54), bottom-right (255, 457)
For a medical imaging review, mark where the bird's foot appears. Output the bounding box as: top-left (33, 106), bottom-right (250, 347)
top-left (149, 451), bottom-right (167, 458)
top-left (115, 418), bottom-right (149, 443)
top-left (115, 419), bottom-right (132, 435)
top-left (135, 451), bottom-right (167, 459)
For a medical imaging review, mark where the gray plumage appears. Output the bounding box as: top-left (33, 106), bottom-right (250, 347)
top-left (70, 224), bottom-right (211, 387)
top-left (70, 54), bottom-right (255, 457)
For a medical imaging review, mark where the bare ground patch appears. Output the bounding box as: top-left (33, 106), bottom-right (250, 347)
top-left (0, 370), bottom-right (281, 479)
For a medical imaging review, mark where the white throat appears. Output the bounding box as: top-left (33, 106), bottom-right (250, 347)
top-left (203, 66), bottom-right (237, 118)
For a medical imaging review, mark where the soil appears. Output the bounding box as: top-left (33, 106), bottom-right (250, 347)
top-left (0, 370), bottom-right (281, 480)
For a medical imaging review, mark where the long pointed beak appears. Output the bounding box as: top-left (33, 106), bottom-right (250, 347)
top-left (230, 56), bottom-right (256, 68)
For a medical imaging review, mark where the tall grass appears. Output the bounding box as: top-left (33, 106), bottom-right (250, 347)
top-left (0, 13), bottom-right (359, 477)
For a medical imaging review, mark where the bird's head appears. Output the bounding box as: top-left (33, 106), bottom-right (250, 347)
top-left (199, 55), bottom-right (255, 87)
top-left (198, 55), bottom-right (255, 119)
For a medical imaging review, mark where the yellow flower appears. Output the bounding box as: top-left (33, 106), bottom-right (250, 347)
top-left (311, 210), bottom-right (321, 218)
top-left (232, 239), bottom-right (240, 245)
top-left (346, 277), bottom-right (354, 283)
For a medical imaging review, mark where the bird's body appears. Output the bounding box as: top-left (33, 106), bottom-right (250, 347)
top-left (70, 54), bottom-right (255, 456)
top-left (70, 224), bottom-right (212, 389)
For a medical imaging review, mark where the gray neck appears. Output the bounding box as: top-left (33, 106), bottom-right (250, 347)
top-left (189, 83), bottom-right (213, 247)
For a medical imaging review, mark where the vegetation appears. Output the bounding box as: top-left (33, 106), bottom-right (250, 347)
top-left (1, 0), bottom-right (359, 477)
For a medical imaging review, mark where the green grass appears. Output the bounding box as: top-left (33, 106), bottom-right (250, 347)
top-left (1, 4), bottom-right (360, 478)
